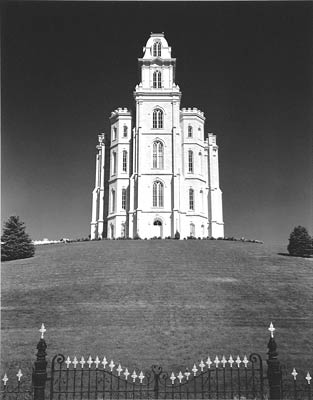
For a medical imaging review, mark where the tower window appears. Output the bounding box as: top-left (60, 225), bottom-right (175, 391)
top-left (113, 127), bottom-right (117, 141)
top-left (112, 152), bottom-right (117, 175)
top-left (153, 71), bottom-right (162, 88)
top-left (188, 126), bottom-right (193, 138)
top-left (111, 189), bottom-right (116, 213)
top-left (189, 188), bottom-right (194, 210)
top-left (153, 109), bottom-right (163, 129)
top-left (122, 188), bottom-right (127, 210)
top-left (122, 150), bottom-right (127, 172)
top-left (123, 125), bottom-right (128, 137)
top-left (153, 41), bottom-right (161, 57)
top-left (152, 141), bottom-right (164, 169)
top-left (153, 181), bottom-right (164, 207)
top-left (188, 150), bottom-right (193, 173)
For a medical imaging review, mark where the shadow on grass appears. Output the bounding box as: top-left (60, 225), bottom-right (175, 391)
top-left (278, 252), bottom-right (313, 259)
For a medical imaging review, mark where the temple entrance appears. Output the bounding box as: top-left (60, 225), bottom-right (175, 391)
top-left (153, 219), bottom-right (163, 238)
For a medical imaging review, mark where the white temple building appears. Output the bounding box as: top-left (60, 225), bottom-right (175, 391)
top-left (91, 33), bottom-right (224, 240)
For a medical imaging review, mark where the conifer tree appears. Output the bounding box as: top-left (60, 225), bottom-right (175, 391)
top-left (1, 216), bottom-right (35, 261)
top-left (287, 226), bottom-right (313, 257)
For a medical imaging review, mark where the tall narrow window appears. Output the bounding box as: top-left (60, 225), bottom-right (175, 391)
top-left (153, 41), bottom-right (161, 57)
top-left (153, 71), bottom-right (162, 88)
top-left (122, 150), bottom-right (127, 172)
top-left (200, 190), bottom-right (204, 212)
top-left (188, 125), bottom-right (193, 138)
top-left (152, 141), bottom-right (164, 169)
top-left (153, 181), bottom-right (164, 207)
top-left (199, 152), bottom-right (203, 175)
top-left (122, 188), bottom-right (127, 210)
top-left (153, 109), bottom-right (163, 129)
top-left (121, 222), bottom-right (126, 238)
top-left (190, 223), bottom-right (195, 237)
top-left (123, 125), bottom-right (128, 137)
top-left (112, 152), bottom-right (117, 175)
top-left (188, 150), bottom-right (193, 173)
top-left (111, 189), bottom-right (116, 213)
top-left (113, 127), bottom-right (117, 141)
top-left (189, 188), bottom-right (194, 210)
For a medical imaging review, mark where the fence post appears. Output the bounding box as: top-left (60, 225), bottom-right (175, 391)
top-left (267, 322), bottom-right (282, 400)
top-left (32, 324), bottom-right (48, 400)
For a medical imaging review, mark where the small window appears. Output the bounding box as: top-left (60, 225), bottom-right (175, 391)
top-left (152, 141), bottom-right (164, 169)
top-left (153, 41), bottom-right (161, 57)
top-left (189, 188), bottom-right (194, 210)
top-left (188, 126), bottom-right (193, 138)
top-left (122, 150), bottom-right (127, 172)
top-left (122, 188), bottom-right (127, 210)
top-left (188, 150), bottom-right (193, 173)
top-left (152, 109), bottom-right (163, 129)
top-left (153, 181), bottom-right (164, 207)
top-left (123, 126), bottom-right (128, 137)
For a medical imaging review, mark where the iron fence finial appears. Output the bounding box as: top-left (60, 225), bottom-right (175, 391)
top-left (39, 323), bottom-right (46, 339)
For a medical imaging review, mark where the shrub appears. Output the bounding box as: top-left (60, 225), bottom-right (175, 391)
top-left (1, 216), bottom-right (35, 261)
top-left (287, 226), bottom-right (313, 257)
top-left (174, 230), bottom-right (180, 240)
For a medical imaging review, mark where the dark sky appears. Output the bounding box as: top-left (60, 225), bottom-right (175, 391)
top-left (2, 1), bottom-right (312, 245)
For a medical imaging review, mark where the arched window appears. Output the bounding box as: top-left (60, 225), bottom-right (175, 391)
top-left (153, 41), bottom-right (161, 57)
top-left (152, 141), bottom-right (164, 169)
top-left (112, 152), bottom-right (117, 175)
top-left (153, 181), bottom-right (164, 207)
top-left (122, 150), bottom-right (127, 172)
top-left (188, 150), bottom-right (193, 173)
top-left (199, 152), bottom-right (203, 175)
top-left (153, 109), bottom-right (163, 129)
top-left (190, 223), bottom-right (195, 237)
top-left (123, 125), bottom-right (128, 137)
top-left (110, 224), bottom-right (114, 239)
top-left (111, 189), bottom-right (116, 213)
top-left (201, 224), bottom-right (205, 237)
top-left (189, 188), bottom-right (194, 210)
top-left (188, 125), bottom-right (193, 138)
top-left (121, 188), bottom-right (127, 210)
top-left (153, 71), bottom-right (162, 88)
top-left (113, 126), bottom-right (117, 141)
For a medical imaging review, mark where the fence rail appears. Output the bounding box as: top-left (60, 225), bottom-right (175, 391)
top-left (1, 323), bottom-right (312, 400)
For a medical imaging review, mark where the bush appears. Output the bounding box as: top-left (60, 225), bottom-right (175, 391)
top-left (174, 230), bottom-right (180, 240)
top-left (287, 226), bottom-right (313, 257)
top-left (1, 216), bottom-right (35, 261)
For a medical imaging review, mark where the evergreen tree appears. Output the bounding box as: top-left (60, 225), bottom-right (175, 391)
top-left (287, 226), bottom-right (313, 257)
top-left (1, 216), bottom-right (35, 261)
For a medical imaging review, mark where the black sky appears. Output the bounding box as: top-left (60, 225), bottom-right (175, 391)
top-left (2, 1), bottom-right (312, 244)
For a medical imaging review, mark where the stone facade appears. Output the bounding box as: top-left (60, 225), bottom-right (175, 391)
top-left (91, 33), bottom-right (224, 240)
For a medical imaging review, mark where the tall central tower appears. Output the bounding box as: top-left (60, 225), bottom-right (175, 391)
top-left (128, 33), bottom-right (182, 238)
top-left (91, 33), bottom-right (224, 240)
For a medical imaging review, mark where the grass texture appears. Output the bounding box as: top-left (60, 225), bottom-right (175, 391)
top-left (1, 240), bottom-right (313, 378)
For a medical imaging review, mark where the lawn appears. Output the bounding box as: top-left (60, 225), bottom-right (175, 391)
top-left (1, 240), bottom-right (313, 379)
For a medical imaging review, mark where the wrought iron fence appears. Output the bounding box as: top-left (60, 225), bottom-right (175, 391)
top-left (1, 323), bottom-right (312, 400)
top-left (49, 352), bottom-right (264, 399)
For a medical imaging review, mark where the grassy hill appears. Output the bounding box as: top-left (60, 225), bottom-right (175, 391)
top-left (1, 240), bottom-right (312, 376)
